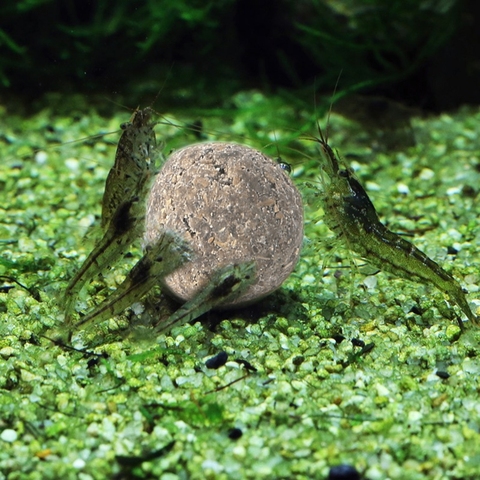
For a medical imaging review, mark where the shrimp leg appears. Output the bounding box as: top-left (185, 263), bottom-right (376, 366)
top-left (154, 261), bottom-right (257, 334)
top-left (64, 194), bottom-right (149, 324)
top-left (71, 230), bottom-right (193, 332)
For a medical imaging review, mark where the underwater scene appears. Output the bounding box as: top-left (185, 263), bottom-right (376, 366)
top-left (1, 1), bottom-right (480, 479)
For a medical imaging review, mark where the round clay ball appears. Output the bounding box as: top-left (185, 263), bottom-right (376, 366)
top-left (144, 142), bottom-right (303, 308)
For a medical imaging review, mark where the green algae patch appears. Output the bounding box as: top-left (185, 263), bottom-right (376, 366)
top-left (1, 95), bottom-right (480, 479)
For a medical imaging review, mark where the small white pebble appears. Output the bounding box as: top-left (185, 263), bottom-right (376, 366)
top-left (397, 183), bottom-right (410, 194)
top-left (292, 165), bottom-right (304, 177)
top-left (160, 374), bottom-right (174, 391)
top-left (20, 369), bottom-right (39, 382)
top-left (365, 181), bottom-right (381, 191)
top-left (201, 459), bottom-right (223, 473)
top-left (0, 347), bottom-right (15, 358)
top-left (452, 242), bottom-right (462, 252)
top-left (419, 168), bottom-right (434, 180)
top-left (375, 382), bottom-right (390, 397)
top-left (18, 237), bottom-right (36, 253)
top-left (232, 444), bottom-right (246, 459)
top-left (1, 429), bottom-right (18, 442)
top-left (350, 160), bottom-right (362, 172)
top-left (65, 157), bottom-right (80, 172)
top-left (447, 229), bottom-right (462, 241)
top-left (462, 358), bottom-right (480, 375)
top-left (365, 465), bottom-right (384, 480)
top-left (86, 422), bottom-right (99, 436)
top-left (78, 214), bottom-right (96, 229)
top-left (363, 275), bottom-right (378, 290)
top-left (464, 274), bottom-right (478, 285)
top-left (160, 474), bottom-right (181, 480)
top-left (56, 354), bottom-right (68, 367)
top-left (73, 458), bottom-right (86, 469)
top-left (78, 473), bottom-right (94, 480)
top-left (302, 274), bottom-right (315, 285)
top-left (408, 411), bottom-right (422, 423)
top-left (131, 302), bottom-right (145, 315)
top-left (35, 150), bottom-right (48, 165)
top-left (446, 186), bottom-right (461, 196)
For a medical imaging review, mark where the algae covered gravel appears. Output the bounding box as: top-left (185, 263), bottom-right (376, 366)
top-left (1, 95), bottom-right (480, 479)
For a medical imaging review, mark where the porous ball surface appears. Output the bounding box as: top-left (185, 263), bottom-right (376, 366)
top-left (144, 142), bottom-right (304, 307)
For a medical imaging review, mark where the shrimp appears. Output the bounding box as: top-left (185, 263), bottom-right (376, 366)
top-left (64, 108), bottom-right (158, 324)
top-left (102, 107), bottom-right (158, 228)
top-left (315, 123), bottom-right (478, 329)
top-left (154, 260), bottom-right (257, 334)
top-left (71, 229), bottom-right (192, 331)
top-left (64, 106), bottom-right (258, 337)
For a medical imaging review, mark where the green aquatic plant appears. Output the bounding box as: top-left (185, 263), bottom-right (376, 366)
top-left (0, 0), bottom-right (461, 107)
top-left (294, 0), bottom-right (460, 93)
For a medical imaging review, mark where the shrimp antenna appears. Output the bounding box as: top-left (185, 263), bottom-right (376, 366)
top-left (313, 72), bottom-right (343, 176)
top-left (273, 130), bottom-right (280, 160)
top-left (149, 62), bottom-right (175, 111)
top-left (313, 76), bottom-right (324, 144)
top-left (102, 63), bottom-right (175, 114)
top-left (314, 70), bottom-right (343, 145)
top-left (270, 130), bottom-right (292, 173)
top-left (327, 70), bottom-right (343, 136)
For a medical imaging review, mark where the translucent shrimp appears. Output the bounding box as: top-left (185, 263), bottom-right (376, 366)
top-left (71, 229), bottom-right (192, 332)
top-left (101, 107), bottom-right (158, 227)
top-left (64, 108), bottom-right (158, 324)
top-left (315, 124), bottom-right (478, 328)
top-left (154, 260), bottom-right (257, 334)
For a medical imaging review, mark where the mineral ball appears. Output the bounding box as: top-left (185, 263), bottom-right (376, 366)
top-left (144, 142), bottom-right (303, 308)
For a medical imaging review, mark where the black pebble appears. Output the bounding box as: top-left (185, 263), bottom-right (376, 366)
top-left (205, 351), bottom-right (228, 369)
top-left (328, 464), bottom-right (361, 480)
top-left (235, 359), bottom-right (257, 372)
top-left (436, 370), bottom-right (450, 379)
top-left (351, 338), bottom-right (365, 348)
top-left (228, 427), bottom-right (243, 440)
top-left (447, 245), bottom-right (459, 255)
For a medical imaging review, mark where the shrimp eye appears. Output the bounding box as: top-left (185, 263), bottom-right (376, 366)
top-left (278, 162), bottom-right (292, 174)
top-left (339, 169), bottom-right (349, 178)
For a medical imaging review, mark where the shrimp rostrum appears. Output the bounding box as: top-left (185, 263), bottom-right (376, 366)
top-left (315, 125), bottom-right (478, 329)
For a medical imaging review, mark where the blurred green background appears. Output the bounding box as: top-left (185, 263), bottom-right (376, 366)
top-left (2, 0), bottom-right (479, 113)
